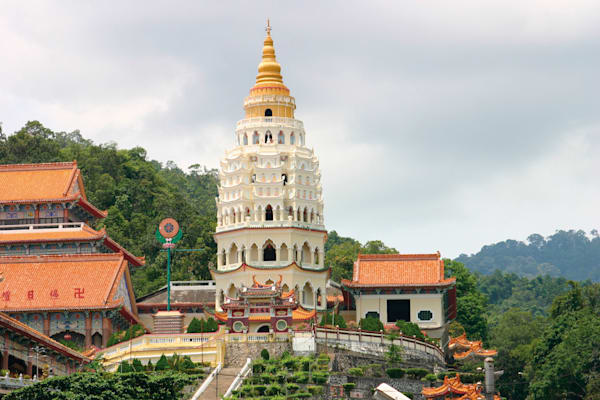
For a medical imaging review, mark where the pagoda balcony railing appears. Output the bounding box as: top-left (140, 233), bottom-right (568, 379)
top-left (0, 221), bottom-right (85, 232)
top-left (236, 117), bottom-right (304, 131)
top-left (216, 219), bottom-right (325, 233)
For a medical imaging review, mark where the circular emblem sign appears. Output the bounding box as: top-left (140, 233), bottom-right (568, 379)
top-left (159, 218), bottom-right (180, 239)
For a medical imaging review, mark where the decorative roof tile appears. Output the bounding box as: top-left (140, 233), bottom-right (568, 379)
top-left (0, 162), bottom-right (80, 202)
top-left (343, 253), bottom-right (456, 288)
top-left (0, 253), bottom-right (129, 312)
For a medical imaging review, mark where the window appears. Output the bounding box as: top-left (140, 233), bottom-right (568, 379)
top-left (253, 132), bottom-right (259, 144)
top-left (278, 131), bottom-right (285, 144)
top-left (276, 319), bottom-right (288, 331)
top-left (233, 321), bottom-right (245, 333)
top-left (265, 205), bottom-right (273, 221)
top-left (265, 131), bottom-right (273, 143)
top-left (418, 310), bottom-right (433, 321)
top-left (290, 132), bottom-right (295, 145)
top-left (263, 244), bottom-right (276, 261)
top-left (243, 134), bottom-right (248, 145)
top-left (265, 108), bottom-right (272, 117)
top-left (387, 300), bottom-right (410, 323)
top-left (365, 311), bottom-right (380, 320)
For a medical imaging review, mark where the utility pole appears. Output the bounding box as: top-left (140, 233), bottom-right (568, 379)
top-left (484, 357), bottom-right (503, 400)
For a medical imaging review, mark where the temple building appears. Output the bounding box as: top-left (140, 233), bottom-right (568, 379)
top-left (341, 253), bottom-right (456, 340)
top-left (211, 23), bottom-right (331, 321)
top-left (0, 161), bottom-right (144, 348)
top-left (213, 275), bottom-right (316, 333)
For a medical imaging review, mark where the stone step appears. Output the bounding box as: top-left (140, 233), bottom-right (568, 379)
top-left (198, 367), bottom-right (241, 400)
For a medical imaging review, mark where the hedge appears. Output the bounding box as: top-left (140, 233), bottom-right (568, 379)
top-left (359, 317), bottom-right (384, 332)
top-left (406, 368), bottom-right (429, 379)
top-left (386, 368), bottom-right (406, 379)
top-left (348, 367), bottom-right (364, 376)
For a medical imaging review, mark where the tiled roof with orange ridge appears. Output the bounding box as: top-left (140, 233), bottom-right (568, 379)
top-left (292, 306), bottom-right (316, 321)
top-left (449, 333), bottom-right (497, 360)
top-left (0, 225), bottom-right (144, 267)
top-left (213, 310), bottom-right (228, 322)
top-left (0, 253), bottom-right (134, 312)
top-left (0, 161), bottom-right (107, 218)
top-left (0, 312), bottom-right (90, 363)
top-left (342, 253), bottom-right (456, 288)
top-left (0, 224), bottom-right (105, 244)
top-left (422, 374), bottom-right (500, 400)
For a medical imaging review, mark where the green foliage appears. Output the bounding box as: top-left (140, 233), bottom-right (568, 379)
top-left (423, 373), bottom-right (437, 382)
top-left (319, 312), bottom-right (347, 328)
top-left (311, 371), bottom-right (329, 384)
top-left (186, 317), bottom-right (219, 333)
top-left (456, 230), bottom-right (600, 281)
top-left (395, 320), bottom-right (425, 340)
top-left (406, 368), bottom-right (429, 379)
top-left (253, 385), bottom-right (267, 396)
top-left (367, 363), bottom-right (384, 377)
top-left (292, 371), bottom-right (308, 384)
top-left (307, 385), bottom-right (324, 396)
top-left (252, 360), bottom-right (265, 374)
top-left (385, 344), bottom-right (403, 366)
top-left (359, 316), bottom-right (384, 332)
top-left (260, 373), bottom-right (273, 384)
top-left (386, 368), bottom-right (406, 379)
top-left (445, 259), bottom-right (488, 341)
top-left (155, 354), bottom-right (169, 371)
top-left (132, 358), bottom-right (145, 372)
top-left (343, 383), bottom-right (356, 391)
top-left (265, 384), bottom-right (281, 396)
top-left (285, 383), bottom-right (300, 393)
top-left (260, 348), bottom-right (270, 361)
top-left (118, 361), bottom-right (133, 373)
top-left (5, 371), bottom-right (195, 400)
top-left (325, 231), bottom-right (398, 281)
top-left (348, 367), bottom-right (364, 376)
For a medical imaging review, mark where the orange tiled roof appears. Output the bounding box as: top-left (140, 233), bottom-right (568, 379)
top-left (292, 306), bottom-right (316, 321)
top-left (0, 312), bottom-right (90, 362)
top-left (0, 162), bottom-right (107, 218)
top-left (0, 224), bottom-right (105, 244)
top-left (422, 374), bottom-right (500, 400)
top-left (0, 162), bottom-right (80, 202)
top-left (343, 253), bottom-right (456, 287)
top-left (0, 253), bottom-right (129, 311)
top-left (450, 334), bottom-right (497, 360)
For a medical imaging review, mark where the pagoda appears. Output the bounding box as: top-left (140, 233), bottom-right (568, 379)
top-left (0, 161), bottom-right (144, 348)
top-left (211, 22), bottom-right (330, 321)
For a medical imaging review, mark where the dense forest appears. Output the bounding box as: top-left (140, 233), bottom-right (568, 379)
top-left (456, 230), bottom-right (600, 281)
top-left (2, 122), bottom-right (599, 399)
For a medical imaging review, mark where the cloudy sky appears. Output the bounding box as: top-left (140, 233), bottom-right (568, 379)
top-left (1, 1), bottom-right (599, 257)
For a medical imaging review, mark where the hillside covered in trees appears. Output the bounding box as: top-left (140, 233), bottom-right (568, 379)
top-left (456, 230), bottom-right (600, 281)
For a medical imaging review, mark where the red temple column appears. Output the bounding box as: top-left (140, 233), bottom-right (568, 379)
top-left (2, 334), bottom-right (8, 370)
top-left (43, 315), bottom-right (50, 337)
top-left (84, 313), bottom-right (92, 349)
top-left (63, 208), bottom-right (69, 222)
top-left (34, 207), bottom-right (40, 224)
top-left (27, 361), bottom-right (33, 376)
top-left (102, 317), bottom-right (112, 348)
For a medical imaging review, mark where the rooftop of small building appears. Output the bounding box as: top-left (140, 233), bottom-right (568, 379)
top-left (342, 252), bottom-right (456, 288)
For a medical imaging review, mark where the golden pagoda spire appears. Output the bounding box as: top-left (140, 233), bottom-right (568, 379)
top-left (255, 19), bottom-right (285, 87)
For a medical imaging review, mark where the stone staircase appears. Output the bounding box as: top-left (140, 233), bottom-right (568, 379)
top-left (197, 367), bottom-right (240, 400)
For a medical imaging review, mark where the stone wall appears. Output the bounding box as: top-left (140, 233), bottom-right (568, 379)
top-left (317, 343), bottom-right (445, 373)
top-left (324, 374), bottom-right (428, 400)
top-left (224, 341), bottom-right (293, 367)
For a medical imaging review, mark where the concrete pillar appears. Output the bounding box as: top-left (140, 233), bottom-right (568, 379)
top-left (102, 317), bottom-right (112, 348)
top-left (34, 207), bottom-right (40, 224)
top-left (275, 247), bottom-right (281, 262)
top-left (84, 313), bottom-right (92, 349)
top-left (259, 247), bottom-right (264, 262)
top-left (27, 361), bottom-right (33, 377)
top-left (2, 350), bottom-right (8, 370)
top-left (237, 250), bottom-right (243, 264)
top-left (319, 251), bottom-right (325, 267)
top-left (43, 315), bottom-right (50, 337)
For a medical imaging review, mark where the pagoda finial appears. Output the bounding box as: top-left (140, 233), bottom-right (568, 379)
top-left (266, 18), bottom-right (271, 35)
top-left (255, 19), bottom-right (284, 86)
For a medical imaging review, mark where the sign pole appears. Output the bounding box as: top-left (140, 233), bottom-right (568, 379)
top-left (167, 245), bottom-right (171, 312)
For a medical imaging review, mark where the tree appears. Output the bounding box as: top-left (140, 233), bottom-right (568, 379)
top-left (385, 344), bottom-right (403, 366)
top-left (186, 318), bottom-right (203, 333)
top-left (320, 312), bottom-right (347, 328)
top-left (155, 354), bottom-right (169, 371)
top-left (359, 317), bottom-right (383, 332)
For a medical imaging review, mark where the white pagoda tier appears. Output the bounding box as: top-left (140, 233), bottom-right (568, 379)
top-left (212, 24), bottom-right (330, 319)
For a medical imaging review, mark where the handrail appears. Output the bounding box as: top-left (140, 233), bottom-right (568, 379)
top-left (191, 363), bottom-right (222, 400)
top-left (0, 222), bottom-right (85, 231)
top-left (224, 358), bottom-right (251, 398)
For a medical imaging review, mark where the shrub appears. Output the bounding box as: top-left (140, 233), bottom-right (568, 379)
top-left (300, 357), bottom-right (312, 371)
top-left (285, 383), bottom-right (300, 393)
top-left (266, 384), bottom-right (281, 395)
top-left (292, 371), bottom-right (308, 384)
top-left (385, 344), bottom-right (403, 366)
top-left (283, 358), bottom-right (298, 371)
top-left (368, 364), bottom-right (384, 377)
top-left (386, 368), bottom-right (406, 379)
top-left (395, 320), bottom-right (425, 340)
top-left (343, 383), bottom-right (356, 391)
top-left (146, 360), bottom-right (153, 371)
top-left (317, 353), bottom-right (330, 365)
top-left (320, 312), bottom-right (347, 328)
top-left (460, 373), bottom-right (484, 384)
top-left (275, 371), bottom-right (287, 384)
top-left (186, 317), bottom-right (203, 333)
top-left (266, 364), bottom-right (278, 374)
top-left (406, 368), bottom-right (429, 379)
top-left (348, 367), bottom-right (364, 376)
top-left (292, 392), bottom-right (311, 398)
top-left (423, 373), bottom-right (438, 382)
top-left (308, 385), bottom-right (324, 396)
top-left (260, 348), bottom-right (270, 361)
top-left (311, 371), bottom-right (329, 384)
top-left (359, 317), bottom-right (384, 332)
top-left (132, 358), bottom-right (144, 372)
top-left (187, 317), bottom-right (219, 333)
top-left (260, 373), bottom-right (273, 384)
top-left (253, 385), bottom-right (267, 396)
top-left (252, 361), bottom-right (265, 374)
top-left (281, 350), bottom-right (290, 359)
top-left (155, 354), bottom-right (169, 371)
top-left (117, 361), bottom-right (132, 373)
top-left (240, 385), bottom-right (253, 395)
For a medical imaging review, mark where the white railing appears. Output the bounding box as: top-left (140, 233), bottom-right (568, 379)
top-left (236, 117), bottom-right (304, 130)
top-left (103, 331), bottom-right (223, 356)
top-left (191, 364), bottom-right (222, 400)
top-left (216, 219), bottom-right (325, 233)
top-left (224, 358), bottom-right (252, 398)
top-left (0, 221), bottom-right (84, 232)
top-left (314, 326), bottom-right (444, 362)
top-left (224, 332), bottom-right (292, 343)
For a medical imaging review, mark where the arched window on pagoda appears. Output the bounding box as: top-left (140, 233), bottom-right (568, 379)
top-left (290, 132), bottom-right (295, 145)
top-left (278, 131), bottom-right (285, 144)
top-left (303, 208), bottom-right (308, 222)
top-left (265, 205), bottom-right (273, 221)
top-left (253, 132), bottom-right (259, 144)
top-left (243, 133), bottom-right (248, 145)
top-left (265, 130), bottom-right (273, 143)
top-left (280, 243), bottom-right (289, 261)
top-left (263, 243), bottom-right (276, 261)
top-left (265, 108), bottom-right (272, 117)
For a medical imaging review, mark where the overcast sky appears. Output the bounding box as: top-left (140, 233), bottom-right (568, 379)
top-left (1, 1), bottom-right (599, 257)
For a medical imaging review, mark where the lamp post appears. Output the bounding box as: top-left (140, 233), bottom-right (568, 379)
top-left (155, 218), bottom-right (182, 312)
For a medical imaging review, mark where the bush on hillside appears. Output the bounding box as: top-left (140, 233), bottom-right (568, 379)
top-left (320, 312), bottom-right (347, 328)
top-left (155, 354), bottom-right (169, 371)
top-left (395, 320), bottom-right (425, 340)
top-left (261, 348), bottom-right (270, 361)
top-left (386, 368), bottom-right (406, 379)
top-left (359, 317), bottom-right (384, 332)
